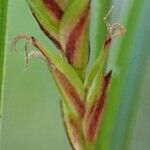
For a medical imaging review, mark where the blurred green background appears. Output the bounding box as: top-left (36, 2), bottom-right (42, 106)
top-left (0, 0), bottom-right (150, 150)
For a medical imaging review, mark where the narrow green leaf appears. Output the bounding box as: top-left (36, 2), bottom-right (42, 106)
top-left (96, 0), bottom-right (145, 149)
top-left (0, 0), bottom-right (8, 135)
top-left (109, 1), bottom-right (149, 150)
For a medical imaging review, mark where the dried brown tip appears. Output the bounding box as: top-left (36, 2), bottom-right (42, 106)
top-left (104, 36), bottom-right (112, 48)
top-left (109, 23), bottom-right (126, 38)
top-left (104, 6), bottom-right (114, 29)
top-left (11, 35), bottom-right (44, 70)
top-left (104, 6), bottom-right (126, 39)
top-left (24, 42), bottom-right (29, 68)
top-left (11, 35), bottom-right (32, 52)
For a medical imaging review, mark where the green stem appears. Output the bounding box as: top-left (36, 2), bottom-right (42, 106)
top-left (85, 142), bottom-right (95, 150)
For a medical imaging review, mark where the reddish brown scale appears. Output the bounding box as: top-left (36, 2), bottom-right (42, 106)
top-left (104, 36), bottom-right (112, 48)
top-left (66, 9), bottom-right (89, 64)
top-left (52, 68), bottom-right (85, 118)
top-left (86, 71), bottom-right (112, 142)
top-left (32, 12), bottom-right (62, 50)
top-left (32, 37), bottom-right (85, 117)
top-left (43, 0), bottom-right (63, 20)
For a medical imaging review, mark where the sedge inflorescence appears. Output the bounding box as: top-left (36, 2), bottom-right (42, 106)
top-left (12, 1), bottom-right (125, 150)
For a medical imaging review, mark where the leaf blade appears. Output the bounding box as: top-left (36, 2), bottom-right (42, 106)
top-left (0, 0), bottom-right (8, 135)
top-left (96, 0), bottom-right (145, 149)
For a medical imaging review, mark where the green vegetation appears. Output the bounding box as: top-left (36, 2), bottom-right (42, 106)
top-left (0, 0), bottom-right (150, 150)
top-left (0, 0), bottom-right (8, 136)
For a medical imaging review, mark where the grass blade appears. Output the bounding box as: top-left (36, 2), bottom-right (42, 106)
top-left (0, 0), bottom-right (8, 134)
top-left (96, 0), bottom-right (146, 149)
top-left (111, 1), bottom-right (150, 149)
